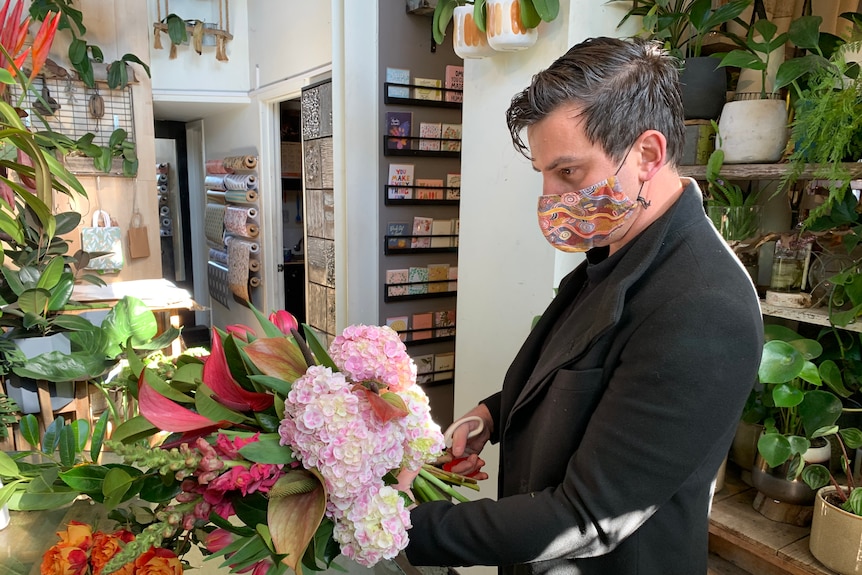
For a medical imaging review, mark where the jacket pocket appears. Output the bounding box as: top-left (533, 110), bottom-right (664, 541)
top-left (549, 367), bottom-right (604, 392)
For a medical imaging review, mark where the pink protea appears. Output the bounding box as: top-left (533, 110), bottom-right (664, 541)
top-left (328, 325), bottom-right (417, 392)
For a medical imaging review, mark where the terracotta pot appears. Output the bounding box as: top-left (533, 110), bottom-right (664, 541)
top-left (810, 486), bottom-right (862, 575)
top-left (484, 0), bottom-right (537, 52)
top-left (453, 6), bottom-right (495, 59)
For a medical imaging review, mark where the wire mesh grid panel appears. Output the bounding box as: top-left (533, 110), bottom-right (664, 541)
top-left (9, 77), bottom-right (135, 146)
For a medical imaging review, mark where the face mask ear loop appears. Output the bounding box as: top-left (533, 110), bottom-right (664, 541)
top-left (636, 181), bottom-right (651, 209)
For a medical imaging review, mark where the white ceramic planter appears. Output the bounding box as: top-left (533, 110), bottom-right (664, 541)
top-left (717, 99), bottom-right (789, 164)
top-left (453, 6), bottom-right (495, 59)
top-left (810, 486), bottom-right (862, 575)
top-left (484, 0), bottom-right (537, 52)
top-left (0, 479), bottom-right (8, 530)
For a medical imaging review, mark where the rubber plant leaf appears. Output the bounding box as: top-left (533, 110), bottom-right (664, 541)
top-left (138, 371), bottom-right (221, 432)
top-left (203, 327), bottom-right (274, 412)
top-left (244, 337), bottom-right (308, 383)
top-left (269, 469), bottom-right (327, 573)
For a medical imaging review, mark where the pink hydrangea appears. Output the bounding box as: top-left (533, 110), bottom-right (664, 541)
top-left (278, 365), bottom-right (406, 501)
top-left (332, 484), bottom-right (411, 567)
top-left (397, 385), bottom-right (445, 471)
top-left (328, 325), bottom-right (417, 392)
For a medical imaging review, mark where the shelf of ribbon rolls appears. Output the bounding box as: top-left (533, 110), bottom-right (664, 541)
top-left (204, 155), bottom-right (262, 307)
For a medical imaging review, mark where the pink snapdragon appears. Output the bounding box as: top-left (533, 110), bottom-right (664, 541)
top-left (328, 325), bottom-right (417, 392)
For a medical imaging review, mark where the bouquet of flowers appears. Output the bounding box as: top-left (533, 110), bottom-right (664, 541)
top-left (3, 306), bottom-right (476, 575)
top-left (41, 520), bottom-right (182, 575)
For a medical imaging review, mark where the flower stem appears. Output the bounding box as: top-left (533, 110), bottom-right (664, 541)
top-left (418, 468), bottom-right (470, 503)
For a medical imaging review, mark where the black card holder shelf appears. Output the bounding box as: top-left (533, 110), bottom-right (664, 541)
top-left (383, 83), bottom-right (463, 108)
top-left (400, 331), bottom-right (456, 347)
top-left (384, 236), bottom-right (459, 255)
top-left (417, 371), bottom-right (455, 388)
top-left (383, 136), bottom-right (461, 158)
top-left (384, 280), bottom-right (457, 302)
top-left (384, 185), bottom-right (460, 205)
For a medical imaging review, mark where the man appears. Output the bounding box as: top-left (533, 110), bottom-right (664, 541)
top-left (403, 37), bottom-right (763, 575)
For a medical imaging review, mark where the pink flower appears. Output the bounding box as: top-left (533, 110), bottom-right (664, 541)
top-left (328, 325), bottom-right (417, 392)
top-left (226, 324), bottom-right (256, 342)
top-left (269, 310), bottom-right (299, 335)
top-left (206, 528), bottom-right (235, 553)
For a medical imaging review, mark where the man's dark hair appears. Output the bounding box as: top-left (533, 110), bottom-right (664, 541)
top-left (506, 36), bottom-right (685, 167)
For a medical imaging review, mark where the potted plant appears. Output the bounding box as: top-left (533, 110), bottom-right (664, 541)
top-left (613, 0), bottom-right (753, 120)
top-left (751, 324), bottom-right (847, 506)
top-left (432, 0), bottom-right (559, 58)
top-left (800, 426), bottom-right (862, 574)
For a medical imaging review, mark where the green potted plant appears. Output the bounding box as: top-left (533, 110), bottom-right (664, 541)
top-left (612, 0), bottom-right (753, 119)
top-left (751, 324), bottom-right (847, 505)
top-left (802, 425), bottom-right (862, 574)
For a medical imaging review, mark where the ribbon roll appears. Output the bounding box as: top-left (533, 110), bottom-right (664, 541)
top-left (209, 248), bottom-right (229, 264)
top-left (223, 174), bottom-right (257, 191)
top-left (227, 237), bottom-right (260, 301)
top-left (205, 203), bottom-right (226, 248)
top-left (158, 195), bottom-right (169, 206)
top-left (249, 276), bottom-right (261, 288)
top-left (157, 184), bottom-right (167, 193)
top-left (157, 174), bottom-right (168, 184)
top-left (224, 206), bottom-right (259, 238)
top-left (248, 259), bottom-right (260, 272)
top-left (206, 159), bottom-right (233, 174)
top-left (207, 191), bottom-right (226, 203)
top-left (205, 175), bottom-right (227, 190)
top-left (156, 163), bottom-right (168, 174)
top-left (161, 217), bottom-right (172, 228)
top-left (160, 206), bottom-right (171, 216)
top-left (223, 155), bottom-right (258, 171)
top-left (224, 189), bottom-right (258, 204)
top-left (208, 260), bottom-right (231, 307)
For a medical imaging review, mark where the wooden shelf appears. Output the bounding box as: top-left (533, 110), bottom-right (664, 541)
top-left (679, 163), bottom-right (862, 181)
top-left (383, 83), bottom-right (462, 109)
top-left (760, 301), bottom-right (862, 333)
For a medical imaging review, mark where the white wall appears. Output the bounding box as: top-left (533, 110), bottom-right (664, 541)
top-left (452, 0), bottom-right (637, 541)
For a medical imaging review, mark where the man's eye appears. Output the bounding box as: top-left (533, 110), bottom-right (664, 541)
top-left (560, 168), bottom-right (572, 176)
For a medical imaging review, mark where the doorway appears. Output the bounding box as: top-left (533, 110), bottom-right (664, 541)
top-left (279, 98), bottom-right (306, 323)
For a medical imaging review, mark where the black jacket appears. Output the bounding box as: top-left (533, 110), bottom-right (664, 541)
top-left (405, 181), bottom-right (763, 575)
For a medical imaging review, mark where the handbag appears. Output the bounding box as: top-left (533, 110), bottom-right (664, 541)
top-left (81, 209), bottom-right (124, 271)
top-left (127, 209), bottom-right (150, 259)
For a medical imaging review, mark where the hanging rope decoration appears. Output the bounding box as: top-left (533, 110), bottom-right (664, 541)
top-left (153, 0), bottom-right (232, 62)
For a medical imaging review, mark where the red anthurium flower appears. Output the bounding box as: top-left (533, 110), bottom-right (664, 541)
top-left (269, 309), bottom-right (299, 335)
top-left (244, 337), bottom-right (308, 382)
top-left (268, 470), bottom-right (327, 573)
top-left (203, 327), bottom-right (274, 412)
top-left (138, 373), bottom-right (220, 433)
top-left (226, 324), bottom-right (256, 342)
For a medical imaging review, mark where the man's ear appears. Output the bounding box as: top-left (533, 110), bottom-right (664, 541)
top-left (635, 130), bottom-right (667, 181)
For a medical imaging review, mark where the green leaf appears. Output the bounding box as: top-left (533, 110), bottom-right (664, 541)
top-left (12, 350), bottom-right (106, 383)
top-left (47, 276), bottom-right (74, 311)
top-left (106, 415), bottom-right (157, 444)
top-left (248, 374), bottom-right (292, 396)
top-left (840, 427), bottom-right (862, 450)
top-left (166, 13), bottom-right (188, 45)
top-left (531, 0), bottom-right (559, 22)
top-left (238, 434), bottom-right (296, 464)
top-left (195, 383), bottom-right (250, 425)
top-left (844, 488), bottom-right (862, 515)
top-left (433, 0), bottom-right (457, 44)
top-left (799, 390), bottom-right (843, 438)
top-left (758, 431), bottom-right (792, 468)
top-left (801, 463), bottom-right (831, 490)
top-left (0, 68), bottom-right (14, 85)
top-left (20, 414), bottom-right (40, 448)
top-left (90, 410), bottom-right (110, 461)
top-left (760, 340), bottom-right (805, 384)
top-left (787, 15), bottom-right (824, 51)
top-left (59, 465), bottom-right (110, 493)
top-left (209, 510), bottom-right (257, 537)
top-left (68, 38), bottom-right (88, 64)
top-left (58, 424), bottom-right (77, 466)
top-left (120, 53), bottom-right (151, 78)
top-left (41, 416), bottom-right (64, 454)
top-left (302, 324), bottom-right (337, 370)
top-left (107, 60), bottom-right (127, 89)
top-left (518, 0), bottom-right (541, 29)
top-left (102, 467), bottom-right (135, 510)
top-left (0, 451), bottom-right (19, 477)
top-left (17, 288), bottom-right (50, 317)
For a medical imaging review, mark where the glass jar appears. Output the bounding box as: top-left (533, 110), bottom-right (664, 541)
top-left (769, 236), bottom-right (813, 293)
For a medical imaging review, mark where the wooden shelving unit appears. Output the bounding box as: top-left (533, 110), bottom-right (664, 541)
top-left (679, 162), bottom-right (862, 181)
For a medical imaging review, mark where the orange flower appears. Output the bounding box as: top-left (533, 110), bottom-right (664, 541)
top-left (91, 529), bottom-right (135, 575)
top-left (40, 544), bottom-right (89, 575)
top-left (134, 547), bottom-right (183, 575)
top-left (56, 521), bottom-right (93, 550)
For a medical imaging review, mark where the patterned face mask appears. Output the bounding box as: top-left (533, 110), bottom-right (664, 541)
top-left (536, 176), bottom-right (638, 253)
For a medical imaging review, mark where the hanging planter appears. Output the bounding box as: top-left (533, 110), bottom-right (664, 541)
top-left (453, 5), bottom-right (495, 59)
top-left (433, 0), bottom-right (559, 58)
top-left (485, 0), bottom-right (537, 52)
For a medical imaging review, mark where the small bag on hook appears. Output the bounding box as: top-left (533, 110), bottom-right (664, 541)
top-left (82, 209), bottom-right (124, 271)
top-left (127, 210), bottom-right (150, 259)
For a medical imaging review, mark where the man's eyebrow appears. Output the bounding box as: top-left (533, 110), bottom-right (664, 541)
top-left (532, 156), bottom-right (579, 173)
